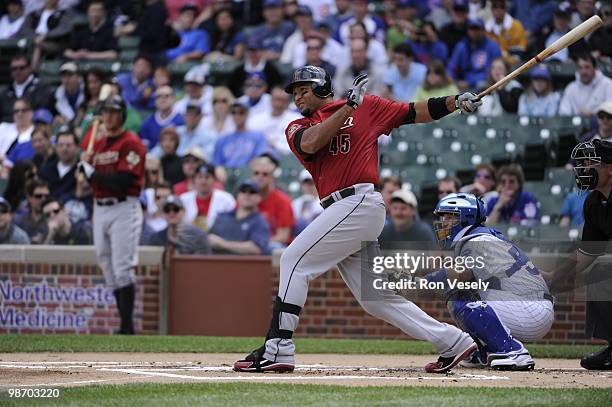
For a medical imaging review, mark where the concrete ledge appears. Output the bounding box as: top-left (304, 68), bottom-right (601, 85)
top-left (0, 245), bottom-right (164, 266)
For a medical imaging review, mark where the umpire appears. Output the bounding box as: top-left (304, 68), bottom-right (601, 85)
top-left (78, 95), bottom-right (146, 335)
top-left (547, 139), bottom-right (612, 370)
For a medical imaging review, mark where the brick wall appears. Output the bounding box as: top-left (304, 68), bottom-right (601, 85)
top-left (0, 262), bottom-right (161, 335)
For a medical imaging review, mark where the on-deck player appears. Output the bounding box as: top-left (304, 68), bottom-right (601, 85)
top-left (78, 95), bottom-right (146, 335)
top-left (428, 193), bottom-right (553, 370)
top-left (234, 66), bottom-right (483, 373)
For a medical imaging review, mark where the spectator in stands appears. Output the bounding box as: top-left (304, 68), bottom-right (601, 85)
top-left (281, 5), bottom-right (315, 66)
top-left (571, 0), bottom-right (596, 29)
top-left (2, 160), bottom-right (36, 212)
top-left (437, 175), bottom-right (461, 199)
top-left (52, 62), bottom-right (85, 126)
top-left (292, 170), bottom-right (323, 235)
top-left (511, 0), bottom-right (556, 40)
top-left (205, 7), bottom-right (245, 61)
top-left (144, 182), bottom-right (172, 232)
top-left (346, 21), bottom-right (388, 66)
top-left (0, 0), bottom-right (26, 39)
top-left (166, 4), bottom-right (210, 63)
top-left (4, 127), bottom-right (54, 175)
top-left (149, 127), bottom-right (184, 185)
top-left (116, 55), bottom-right (155, 112)
top-left (408, 22), bottom-right (449, 65)
top-left (385, 0), bottom-right (419, 51)
top-left (335, 38), bottom-right (386, 96)
top-left (174, 66), bottom-right (214, 117)
top-left (31, 108), bottom-right (53, 134)
top-left (448, 18), bottom-right (502, 90)
top-left (78, 67), bottom-right (107, 135)
top-left (292, 22), bottom-right (344, 69)
top-left (17, 0), bottom-right (75, 68)
top-left (545, 6), bottom-right (573, 63)
top-left (213, 101), bottom-right (269, 168)
top-left (459, 163), bottom-right (499, 206)
top-left (589, 3), bottom-right (612, 61)
top-left (248, 86), bottom-right (301, 155)
top-left (200, 86), bottom-right (236, 137)
top-left (173, 146), bottom-right (205, 195)
top-left (380, 175), bottom-right (402, 214)
top-left (174, 104), bottom-right (216, 161)
top-left (14, 179), bottom-right (49, 243)
top-left (0, 54), bottom-right (52, 122)
top-left (251, 154), bottom-right (295, 248)
top-left (299, 0), bottom-right (336, 23)
top-left (337, 0), bottom-right (385, 45)
top-left (413, 59), bottom-right (459, 101)
top-left (0, 98), bottom-right (34, 164)
top-left (228, 38), bottom-right (284, 97)
top-left (153, 66), bottom-right (173, 91)
top-left (116, 0), bottom-right (168, 66)
top-left (428, 0), bottom-right (454, 30)
top-left (41, 197), bottom-right (91, 244)
top-left (165, 0), bottom-right (208, 22)
top-left (379, 189), bottom-right (436, 247)
top-left (63, 1), bottom-right (118, 62)
top-left (559, 188), bottom-right (588, 227)
top-left (324, 0), bottom-right (352, 35)
top-left (297, 34), bottom-right (336, 77)
top-left (382, 43), bottom-right (427, 103)
top-left (144, 155), bottom-right (164, 191)
top-left (486, 163), bottom-right (539, 226)
top-left (38, 126), bottom-right (78, 203)
top-left (208, 179), bottom-right (271, 254)
top-left (238, 72), bottom-right (273, 117)
top-left (485, 0), bottom-right (527, 64)
top-left (577, 102), bottom-right (612, 143)
top-left (439, 0), bottom-right (469, 56)
top-left (146, 194), bottom-right (212, 254)
top-left (140, 85), bottom-right (185, 150)
top-left (518, 65), bottom-right (560, 117)
top-left (180, 163), bottom-right (235, 231)
top-left (250, 0), bottom-right (296, 60)
top-left (0, 197), bottom-right (30, 244)
top-left (478, 57), bottom-right (522, 115)
top-left (283, 0), bottom-right (299, 21)
top-left (559, 54), bottom-right (612, 116)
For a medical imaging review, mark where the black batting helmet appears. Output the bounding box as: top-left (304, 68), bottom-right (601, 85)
top-left (285, 66), bottom-right (333, 98)
top-left (100, 94), bottom-right (127, 123)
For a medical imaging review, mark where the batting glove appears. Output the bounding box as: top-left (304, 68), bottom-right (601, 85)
top-left (77, 161), bottom-right (95, 180)
top-left (346, 73), bottom-right (368, 109)
top-left (455, 92), bottom-right (482, 114)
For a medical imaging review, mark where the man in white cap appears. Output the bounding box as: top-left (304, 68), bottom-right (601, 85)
top-left (52, 61), bottom-right (85, 125)
top-left (174, 66), bottom-right (214, 117)
top-left (579, 102), bottom-right (612, 143)
top-left (378, 189), bottom-right (436, 248)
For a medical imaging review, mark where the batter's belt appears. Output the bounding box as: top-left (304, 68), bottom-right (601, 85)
top-left (320, 183), bottom-right (374, 209)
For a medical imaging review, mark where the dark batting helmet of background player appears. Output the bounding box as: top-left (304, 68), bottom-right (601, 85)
top-left (284, 65), bottom-right (334, 98)
top-left (100, 94), bottom-right (127, 124)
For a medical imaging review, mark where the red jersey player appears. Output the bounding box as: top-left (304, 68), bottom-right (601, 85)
top-left (234, 67), bottom-right (482, 373)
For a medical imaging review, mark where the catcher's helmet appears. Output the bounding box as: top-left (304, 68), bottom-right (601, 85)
top-left (284, 66), bottom-right (333, 98)
top-left (100, 94), bottom-right (127, 123)
top-left (433, 193), bottom-right (486, 249)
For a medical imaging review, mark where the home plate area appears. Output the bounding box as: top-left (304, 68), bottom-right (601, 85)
top-left (0, 353), bottom-right (610, 388)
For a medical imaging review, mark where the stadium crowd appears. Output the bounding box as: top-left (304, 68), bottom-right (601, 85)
top-left (1, 0), bottom-right (612, 252)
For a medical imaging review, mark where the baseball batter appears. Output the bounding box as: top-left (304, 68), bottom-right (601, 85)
top-left (78, 95), bottom-right (146, 335)
top-left (234, 66), bottom-right (483, 373)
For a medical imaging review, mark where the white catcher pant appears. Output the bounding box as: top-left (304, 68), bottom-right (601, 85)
top-left (487, 300), bottom-right (554, 343)
top-left (268, 184), bottom-right (469, 359)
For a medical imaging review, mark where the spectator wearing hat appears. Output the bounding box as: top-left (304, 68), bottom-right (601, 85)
top-left (559, 53), bottom-right (612, 117)
top-left (208, 179), bottom-right (271, 254)
top-left (337, 0), bottom-right (385, 46)
top-left (173, 146), bottom-right (205, 195)
top-left (14, 179), bottom-right (50, 244)
top-left (41, 197), bottom-right (92, 245)
top-left (484, 0), bottom-right (527, 64)
top-left (180, 163), bottom-right (235, 231)
top-left (0, 98), bottom-right (35, 165)
top-left (250, 0), bottom-right (296, 60)
top-left (51, 62), bottom-right (85, 126)
top-left (448, 17), bottom-right (502, 90)
top-left (0, 197), bottom-right (30, 244)
top-left (0, 0), bottom-right (26, 40)
top-left (145, 194), bottom-right (212, 254)
top-left (281, 5), bottom-right (315, 66)
top-left (250, 154), bottom-right (295, 248)
top-left (439, 0), bottom-right (469, 55)
top-left (140, 85), bottom-right (185, 150)
top-left (247, 86), bottom-right (301, 155)
top-left (589, 3), bottom-right (612, 61)
top-left (116, 55), bottom-right (155, 112)
top-left (577, 102), bottom-right (612, 144)
top-left (407, 21), bottom-right (449, 65)
top-left (378, 190), bottom-right (436, 248)
top-left (166, 4), bottom-right (211, 63)
top-left (0, 54), bottom-right (53, 122)
top-left (382, 43), bottom-right (427, 103)
top-left (213, 100), bottom-right (269, 168)
top-left (38, 126), bottom-right (79, 203)
top-left (175, 104), bottom-right (217, 162)
top-left (237, 72), bottom-right (273, 117)
top-left (292, 169), bottom-right (323, 235)
top-left (63, 1), bottom-right (117, 63)
top-left (518, 65), bottom-right (560, 117)
top-left (486, 164), bottom-right (539, 226)
top-left (174, 66), bottom-right (214, 117)
top-left (228, 38), bottom-right (284, 97)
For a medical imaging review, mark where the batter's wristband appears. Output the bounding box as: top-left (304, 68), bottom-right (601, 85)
top-left (346, 99), bottom-right (358, 109)
top-left (427, 96), bottom-right (452, 120)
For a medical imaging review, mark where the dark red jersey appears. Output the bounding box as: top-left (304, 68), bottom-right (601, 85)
top-left (285, 95), bottom-right (410, 198)
top-left (91, 131), bottom-right (146, 198)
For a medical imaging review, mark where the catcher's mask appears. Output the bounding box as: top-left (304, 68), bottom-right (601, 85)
top-left (571, 139), bottom-right (612, 191)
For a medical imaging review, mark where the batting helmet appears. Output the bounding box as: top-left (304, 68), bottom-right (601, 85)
top-left (100, 94), bottom-right (127, 123)
top-left (433, 193), bottom-right (486, 249)
top-left (284, 66), bottom-right (333, 98)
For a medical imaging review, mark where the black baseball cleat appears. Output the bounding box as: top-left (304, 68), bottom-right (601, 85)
top-left (580, 346), bottom-right (612, 370)
top-left (233, 345), bottom-right (295, 373)
top-left (425, 337), bottom-right (478, 374)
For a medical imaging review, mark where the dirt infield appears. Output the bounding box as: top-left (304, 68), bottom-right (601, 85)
top-left (1, 353), bottom-right (611, 388)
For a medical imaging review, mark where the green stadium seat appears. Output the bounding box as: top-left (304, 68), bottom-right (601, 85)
top-left (118, 36), bottom-right (140, 50)
top-left (120, 49), bottom-right (139, 64)
top-left (546, 167), bottom-right (575, 195)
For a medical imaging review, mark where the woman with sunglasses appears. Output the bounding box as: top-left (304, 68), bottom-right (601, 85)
top-left (459, 163), bottom-right (498, 206)
top-left (199, 86), bottom-right (236, 137)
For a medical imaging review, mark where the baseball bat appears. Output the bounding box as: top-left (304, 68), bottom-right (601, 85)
top-left (85, 83), bottom-right (113, 154)
top-left (476, 15), bottom-right (603, 100)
